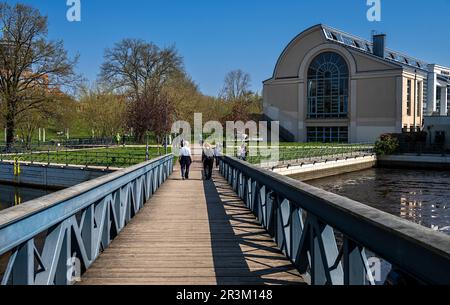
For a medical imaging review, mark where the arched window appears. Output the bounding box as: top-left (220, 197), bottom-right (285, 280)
top-left (307, 52), bottom-right (349, 119)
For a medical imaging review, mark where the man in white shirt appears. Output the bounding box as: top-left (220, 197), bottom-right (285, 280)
top-left (179, 141), bottom-right (192, 180)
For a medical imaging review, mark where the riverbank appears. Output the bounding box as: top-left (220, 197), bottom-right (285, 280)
top-left (378, 154), bottom-right (450, 170)
top-left (0, 161), bottom-right (114, 189)
top-left (261, 153), bottom-right (450, 182)
top-left (268, 155), bottom-right (376, 181)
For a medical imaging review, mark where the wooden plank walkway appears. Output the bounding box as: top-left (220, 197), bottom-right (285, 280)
top-left (80, 157), bottom-right (305, 285)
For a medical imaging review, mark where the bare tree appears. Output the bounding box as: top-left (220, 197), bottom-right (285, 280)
top-left (220, 69), bottom-right (251, 101)
top-left (99, 39), bottom-right (182, 99)
top-left (0, 3), bottom-right (79, 149)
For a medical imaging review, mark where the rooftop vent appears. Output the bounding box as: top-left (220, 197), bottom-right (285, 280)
top-left (372, 33), bottom-right (386, 58)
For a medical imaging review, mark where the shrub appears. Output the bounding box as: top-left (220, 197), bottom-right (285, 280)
top-left (374, 134), bottom-right (400, 156)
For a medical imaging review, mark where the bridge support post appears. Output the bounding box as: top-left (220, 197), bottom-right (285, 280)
top-left (343, 238), bottom-right (367, 285)
top-left (12, 240), bottom-right (35, 285)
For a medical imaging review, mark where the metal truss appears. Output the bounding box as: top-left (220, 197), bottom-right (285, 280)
top-left (0, 155), bottom-right (173, 285)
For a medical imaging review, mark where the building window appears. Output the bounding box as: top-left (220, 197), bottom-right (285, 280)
top-left (406, 79), bottom-right (411, 116)
top-left (307, 52), bottom-right (349, 119)
top-left (423, 81), bottom-right (428, 115)
top-left (447, 88), bottom-right (450, 115)
top-left (436, 87), bottom-right (441, 114)
top-left (307, 126), bottom-right (348, 143)
top-left (416, 81), bottom-right (422, 117)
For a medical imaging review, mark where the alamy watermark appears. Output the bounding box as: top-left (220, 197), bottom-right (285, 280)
top-left (171, 113), bottom-right (280, 163)
top-left (367, 257), bottom-right (382, 282)
top-left (367, 0), bottom-right (381, 22)
top-left (66, 0), bottom-right (81, 22)
top-left (67, 257), bottom-right (81, 283)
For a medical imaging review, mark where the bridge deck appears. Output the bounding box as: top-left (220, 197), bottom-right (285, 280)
top-left (80, 158), bottom-right (304, 285)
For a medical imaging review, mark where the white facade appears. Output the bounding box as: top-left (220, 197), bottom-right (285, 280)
top-left (426, 64), bottom-right (450, 116)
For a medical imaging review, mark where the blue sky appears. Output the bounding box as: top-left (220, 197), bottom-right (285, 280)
top-left (5, 0), bottom-right (450, 96)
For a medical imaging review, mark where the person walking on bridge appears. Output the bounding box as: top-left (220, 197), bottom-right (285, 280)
top-left (180, 141), bottom-right (192, 180)
top-left (202, 142), bottom-right (215, 180)
top-left (214, 143), bottom-right (222, 168)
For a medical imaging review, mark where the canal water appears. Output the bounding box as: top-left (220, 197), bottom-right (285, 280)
top-left (305, 168), bottom-right (450, 235)
top-left (0, 184), bottom-right (54, 211)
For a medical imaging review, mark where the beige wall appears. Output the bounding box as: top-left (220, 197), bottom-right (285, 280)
top-left (350, 52), bottom-right (399, 72)
top-left (263, 81), bottom-right (300, 138)
top-left (274, 27), bottom-right (326, 78)
top-left (264, 82), bottom-right (299, 112)
top-left (356, 77), bottom-right (397, 119)
top-left (401, 72), bottom-right (425, 129)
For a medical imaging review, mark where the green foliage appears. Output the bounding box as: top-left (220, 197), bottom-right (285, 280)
top-left (374, 134), bottom-right (400, 156)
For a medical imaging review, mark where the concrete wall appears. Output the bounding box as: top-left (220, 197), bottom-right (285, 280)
top-left (378, 154), bottom-right (450, 170)
top-left (263, 155), bottom-right (376, 180)
top-left (0, 162), bottom-right (113, 189)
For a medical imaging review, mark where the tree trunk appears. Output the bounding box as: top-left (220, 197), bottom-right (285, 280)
top-left (5, 109), bottom-right (15, 152)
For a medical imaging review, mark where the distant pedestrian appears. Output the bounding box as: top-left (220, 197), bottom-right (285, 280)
top-left (115, 133), bottom-right (121, 145)
top-left (214, 143), bottom-right (222, 168)
top-left (238, 143), bottom-right (248, 161)
top-left (179, 141), bottom-right (192, 180)
top-left (202, 142), bottom-right (215, 180)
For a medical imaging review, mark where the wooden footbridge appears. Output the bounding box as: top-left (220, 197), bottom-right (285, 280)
top-left (80, 158), bottom-right (303, 285)
top-left (0, 150), bottom-right (449, 285)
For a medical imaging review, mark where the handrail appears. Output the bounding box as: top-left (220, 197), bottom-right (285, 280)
top-left (219, 156), bottom-right (450, 285)
top-left (0, 154), bottom-right (174, 285)
top-left (0, 149), bottom-right (157, 168)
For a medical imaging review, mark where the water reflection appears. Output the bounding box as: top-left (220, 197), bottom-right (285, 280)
top-left (305, 168), bottom-right (450, 235)
top-left (0, 184), bottom-right (53, 211)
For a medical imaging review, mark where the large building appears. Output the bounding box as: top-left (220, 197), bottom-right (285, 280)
top-left (426, 64), bottom-right (450, 116)
top-left (263, 24), bottom-right (450, 143)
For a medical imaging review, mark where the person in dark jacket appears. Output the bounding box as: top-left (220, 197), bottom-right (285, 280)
top-left (202, 142), bottom-right (215, 180)
top-left (179, 141), bottom-right (192, 180)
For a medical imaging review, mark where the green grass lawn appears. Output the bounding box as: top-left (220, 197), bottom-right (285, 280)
top-left (3, 146), bottom-right (172, 168)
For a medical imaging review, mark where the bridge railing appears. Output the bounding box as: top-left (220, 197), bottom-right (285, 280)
top-left (219, 156), bottom-right (450, 285)
top-left (0, 149), bottom-right (155, 169)
top-left (0, 154), bottom-right (174, 285)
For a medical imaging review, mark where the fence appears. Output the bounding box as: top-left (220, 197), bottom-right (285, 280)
top-left (247, 144), bottom-right (375, 165)
top-left (0, 147), bottom-right (164, 168)
top-left (219, 155), bottom-right (450, 285)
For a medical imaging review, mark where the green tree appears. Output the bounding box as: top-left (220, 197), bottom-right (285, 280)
top-left (374, 134), bottom-right (400, 156)
top-left (79, 88), bottom-right (128, 138)
top-left (0, 3), bottom-right (78, 150)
